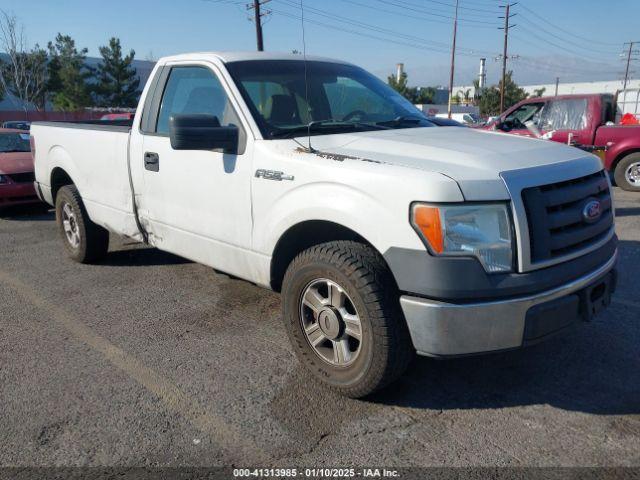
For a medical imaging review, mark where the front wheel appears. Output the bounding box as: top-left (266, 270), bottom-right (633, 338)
top-left (282, 241), bottom-right (414, 398)
top-left (613, 153), bottom-right (640, 192)
top-left (55, 185), bottom-right (109, 263)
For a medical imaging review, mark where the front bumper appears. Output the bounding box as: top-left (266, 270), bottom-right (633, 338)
top-left (0, 182), bottom-right (40, 207)
top-left (400, 251), bottom-right (617, 357)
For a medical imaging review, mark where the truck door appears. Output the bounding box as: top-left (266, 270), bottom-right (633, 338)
top-left (136, 62), bottom-right (254, 276)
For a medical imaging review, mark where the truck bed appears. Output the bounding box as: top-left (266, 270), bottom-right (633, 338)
top-left (31, 120), bottom-right (142, 240)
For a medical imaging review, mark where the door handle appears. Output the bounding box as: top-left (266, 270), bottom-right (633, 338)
top-left (144, 152), bottom-right (159, 172)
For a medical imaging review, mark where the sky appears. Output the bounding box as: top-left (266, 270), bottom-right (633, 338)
top-left (2, 0), bottom-right (639, 87)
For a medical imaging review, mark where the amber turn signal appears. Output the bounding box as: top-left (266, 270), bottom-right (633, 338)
top-left (412, 205), bottom-right (444, 254)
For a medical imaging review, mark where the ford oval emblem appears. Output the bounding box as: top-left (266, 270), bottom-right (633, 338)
top-left (582, 199), bottom-right (602, 224)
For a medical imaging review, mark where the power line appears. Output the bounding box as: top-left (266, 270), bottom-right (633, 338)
top-left (203, 0), bottom-right (499, 56)
top-left (268, 7), bottom-right (457, 54)
top-left (340, 0), bottom-right (502, 33)
top-left (372, 0), bottom-right (502, 26)
top-left (514, 24), bottom-right (618, 64)
top-left (517, 3), bottom-right (621, 48)
top-left (516, 12), bottom-right (620, 56)
top-left (384, 0), bottom-right (501, 17)
top-left (274, 0), bottom-right (500, 55)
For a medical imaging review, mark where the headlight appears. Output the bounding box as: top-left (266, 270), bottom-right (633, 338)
top-left (0, 174), bottom-right (8, 184)
top-left (411, 202), bottom-right (514, 273)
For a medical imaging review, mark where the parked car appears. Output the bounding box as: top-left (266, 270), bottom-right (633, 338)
top-left (31, 52), bottom-right (617, 397)
top-left (435, 112), bottom-right (480, 125)
top-left (2, 120), bottom-right (31, 131)
top-left (0, 128), bottom-right (39, 208)
top-left (427, 116), bottom-right (466, 127)
top-left (487, 94), bottom-right (640, 191)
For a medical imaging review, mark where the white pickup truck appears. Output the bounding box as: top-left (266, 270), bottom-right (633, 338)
top-left (32, 52), bottom-right (617, 397)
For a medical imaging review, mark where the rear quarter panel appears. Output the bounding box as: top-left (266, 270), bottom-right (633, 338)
top-left (31, 124), bottom-right (140, 237)
top-left (594, 124), bottom-right (640, 170)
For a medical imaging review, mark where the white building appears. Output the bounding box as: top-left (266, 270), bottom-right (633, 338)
top-left (453, 79), bottom-right (640, 98)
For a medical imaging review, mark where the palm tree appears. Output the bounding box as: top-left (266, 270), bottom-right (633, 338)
top-left (457, 89), bottom-right (472, 105)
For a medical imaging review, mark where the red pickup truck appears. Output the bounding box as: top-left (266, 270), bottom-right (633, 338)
top-left (487, 93), bottom-right (640, 191)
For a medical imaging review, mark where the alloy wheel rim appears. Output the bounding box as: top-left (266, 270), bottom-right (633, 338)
top-left (299, 278), bottom-right (363, 367)
top-left (61, 202), bottom-right (81, 248)
top-left (625, 162), bottom-right (640, 185)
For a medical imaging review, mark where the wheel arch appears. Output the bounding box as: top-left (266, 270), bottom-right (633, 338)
top-left (611, 148), bottom-right (640, 174)
top-left (269, 220), bottom-right (388, 292)
top-left (50, 167), bottom-right (75, 203)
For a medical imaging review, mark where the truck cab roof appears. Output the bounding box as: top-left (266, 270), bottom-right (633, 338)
top-left (157, 51), bottom-right (353, 66)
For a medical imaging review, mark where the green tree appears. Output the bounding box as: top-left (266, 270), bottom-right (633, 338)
top-left (457, 88), bottom-right (472, 105)
top-left (47, 33), bottom-right (92, 111)
top-left (94, 37), bottom-right (140, 107)
top-left (388, 71), bottom-right (436, 104)
top-left (388, 70), bottom-right (410, 98)
top-left (532, 87), bottom-right (546, 98)
top-left (478, 71), bottom-right (528, 116)
top-left (415, 86), bottom-right (436, 104)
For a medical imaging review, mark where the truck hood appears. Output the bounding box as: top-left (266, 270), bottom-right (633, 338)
top-left (0, 151), bottom-right (33, 175)
top-left (302, 127), bottom-right (589, 200)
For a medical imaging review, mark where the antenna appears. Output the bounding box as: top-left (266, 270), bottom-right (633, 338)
top-left (299, 0), bottom-right (315, 152)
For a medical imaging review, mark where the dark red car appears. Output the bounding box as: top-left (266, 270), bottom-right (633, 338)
top-left (0, 128), bottom-right (40, 208)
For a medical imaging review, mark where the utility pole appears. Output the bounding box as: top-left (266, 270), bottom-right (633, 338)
top-left (555, 77), bottom-right (559, 96)
top-left (248, 0), bottom-right (271, 51)
top-left (499, 3), bottom-right (517, 114)
top-left (447, 0), bottom-right (459, 119)
top-left (622, 41), bottom-right (640, 90)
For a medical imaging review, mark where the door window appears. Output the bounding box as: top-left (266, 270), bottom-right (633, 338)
top-left (504, 103), bottom-right (544, 128)
top-left (155, 66), bottom-right (238, 135)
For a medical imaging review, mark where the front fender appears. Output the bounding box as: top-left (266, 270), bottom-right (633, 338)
top-left (255, 180), bottom-right (427, 258)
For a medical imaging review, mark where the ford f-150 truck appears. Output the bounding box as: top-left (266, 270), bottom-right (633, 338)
top-left (31, 52), bottom-right (617, 397)
top-left (487, 93), bottom-right (640, 191)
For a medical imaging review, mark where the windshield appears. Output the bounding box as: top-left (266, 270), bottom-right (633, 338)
top-left (0, 133), bottom-right (30, 153)
top-left (225, 60), bottom-right (434, 138)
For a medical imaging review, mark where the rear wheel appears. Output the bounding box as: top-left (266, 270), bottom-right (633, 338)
top-left (282, 241), bottom-right (414, 398)
top-left (613, 153), bottom-right (640, 192)
top-left (55, 185), bottom-right (109, 263)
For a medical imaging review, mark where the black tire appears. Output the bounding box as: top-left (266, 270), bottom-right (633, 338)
top-left (613, 153), bottom-right (640, 192)
top-left (55, 185), bottom-right (109, 263)
top-left (282, 241), bottom-right (414, 398)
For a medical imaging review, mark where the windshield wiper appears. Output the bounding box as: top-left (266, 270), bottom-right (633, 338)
top-left (270, 119), bottom-right (390, 139)
top-left (376, 115), bottom-right (428, 128)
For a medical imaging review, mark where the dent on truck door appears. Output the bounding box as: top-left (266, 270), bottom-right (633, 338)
top-left (138, 64), bottom-right (253, 273)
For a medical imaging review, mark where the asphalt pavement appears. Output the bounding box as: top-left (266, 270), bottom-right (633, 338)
top-left (0, 188), bottom-right (638, 468)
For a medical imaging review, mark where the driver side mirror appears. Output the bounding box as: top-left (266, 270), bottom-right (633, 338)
top-left (169, 114), bottom-right (239, 153)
